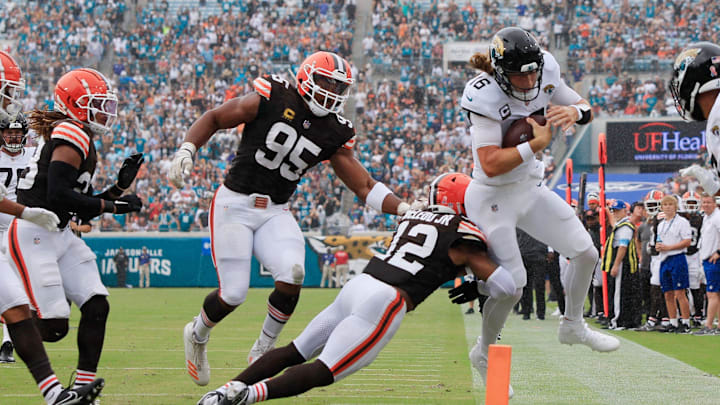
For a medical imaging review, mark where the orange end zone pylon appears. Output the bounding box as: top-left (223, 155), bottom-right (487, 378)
top-left (485, 344), bottom-right (512, 405)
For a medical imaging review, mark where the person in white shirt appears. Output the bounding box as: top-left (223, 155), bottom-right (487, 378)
top-left (696, 194), bottom-right (720, 334)
top-left (656, 195), bottom-right (693, 333)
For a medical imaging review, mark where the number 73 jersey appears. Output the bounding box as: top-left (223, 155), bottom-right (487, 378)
top-left (364, 210), bottom-right (488, 307)
top-left (0, 147), bottom-right (35, 231)
top-left (223, 74), bottom-right (356, 204)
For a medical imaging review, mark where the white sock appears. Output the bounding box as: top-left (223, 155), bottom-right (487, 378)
top-left (479, 288), bottom-right (522, 358)
top-left (38, 375), bottom-right (63, 404)
top-left (563, 247), bottom-right (598, 321)
top-left (669, 318), bottom-right (678, 327)
top-left (681, 318), bottom-right (690, 326)
top-left (194, 311), bottom-right (215, 342)
top-left (246, 382), bottom-right (268, 403)
top-left (258, 302), bottom-right (290, 344)
top-left (73, 370), bottom-right (96, 389)
top-left (2, 322), bottom-right (10, 344)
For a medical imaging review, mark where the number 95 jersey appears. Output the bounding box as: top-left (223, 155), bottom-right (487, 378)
top-left (364, 210), bottom-right (487, 307)
top-left (224, 74), bottom-right (356, 204)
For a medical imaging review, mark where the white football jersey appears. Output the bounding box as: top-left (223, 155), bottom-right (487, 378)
top-left (705, 95), bottom-right (720, 175)
top-left (0, 147), bottom-right (35, 231)
top-left (461, 51), bottom-right (581, 185)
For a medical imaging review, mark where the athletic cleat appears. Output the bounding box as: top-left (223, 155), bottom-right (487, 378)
top-left (184, 320), bottom-right (210, 386)
top-left (633, 322), bottom-right (655, 332)
top-left (465, 308), bottom-right (475, 315)
top-left (221, 381), bottom-right (249, 405)
top-left (558, 318), bottom-right (620, 352)
top-left (692, 326), bottom-right (716, 336)
top-left (52, 378), bottom-right (104, 405)
top-left (0, 341), bottom-right (15, 363)
top-left (675, 323), bottom-right (691, 334)
top-left (469, 338), bottom-right (514, 399)
top-left (247, 338), bottom-right (275, 365)
top-left (653, 323), bottom-right (671, 332)
top-left (197, 389), bottom-right (226, 405)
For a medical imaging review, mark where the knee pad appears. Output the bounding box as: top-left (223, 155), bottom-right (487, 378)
top-left (80, 295), bottom-right (110, 322)
top-left (203, 289), bottom-right (236, 323)
top-left (38, 318), bottom-right (69, 342)
top-left (269, 289), bottom-right (300, 315)
top-left (573, 245), bottom-right (599, 268)
top-left (486, 267), bottom-right (518, 300)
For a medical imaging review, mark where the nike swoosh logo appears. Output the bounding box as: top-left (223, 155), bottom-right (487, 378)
top-left (466, 95), bottom-right (473, 102)
top-left (56, 392), bottom-right (80, 404)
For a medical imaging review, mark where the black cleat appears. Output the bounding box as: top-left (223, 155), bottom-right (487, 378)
top-left (465, 308), bottom-right (475, 315)
top-left (675, 323), bottom-right (691, 334)
top-left (0, 341), bottom-right (15, 363)
top-left (52, 378), bottom-right (104, 405)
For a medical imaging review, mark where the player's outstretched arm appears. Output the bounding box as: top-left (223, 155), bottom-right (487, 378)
top-left (0, 184), bottom-right (59, 231)
top-left (97, 153), bottom-right (145, 200)
top-left (330, 147), bottom-right (410, 215)
top-left (48, 145), bottom-right (141, 218)
top-left (169, 93), bottom-right (261, 188)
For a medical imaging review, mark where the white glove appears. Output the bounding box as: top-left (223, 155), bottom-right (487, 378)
top-left (411, 197), bottom-right (429, 211)
top-left (0, 183), bottom-right (6, 200)
top-left (680, 164), bottom-right (720, 195)
top-left (168, 142), bottom-right (197, 188)
top-left (21, 207), bottom-right (60, 232)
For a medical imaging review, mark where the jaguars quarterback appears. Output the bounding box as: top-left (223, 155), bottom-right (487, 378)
top-left (457, 26), bottom-right (619, 396)
top-left (169, 51), bottom-right (416, 387)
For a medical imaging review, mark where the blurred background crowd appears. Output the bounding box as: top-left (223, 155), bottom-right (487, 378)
top-left (0, 0), bottom-right (708, 233)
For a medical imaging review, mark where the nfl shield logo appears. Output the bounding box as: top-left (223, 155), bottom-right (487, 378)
top-left (303, 120), bottom-right (311, 129)
top-left (491, 204), bottom-right (499, 212)
top-left (33, 237), bottom-right (41, 245)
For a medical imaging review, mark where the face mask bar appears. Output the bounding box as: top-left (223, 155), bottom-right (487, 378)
top-left (0, 78), bottom-right (25, 119)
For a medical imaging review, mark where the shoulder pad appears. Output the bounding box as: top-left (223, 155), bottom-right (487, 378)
top-left (460, 72), bottom-right (507, 121)
top-left (457, 219), bottom-right (487, 244)
top-left (51, 121), bottom-right (91, 159)
top-left (541, 51), bottom-right (560, 76)
top-left (253, 77), bottom-right (272, 100)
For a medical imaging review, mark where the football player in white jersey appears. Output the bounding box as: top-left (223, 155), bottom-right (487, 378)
top-left (459, 27), bottom-right (619, 388)
top-left (0, 112), bottom-right (32, 363)
top-left (673, 43), bottom-right (720, 199)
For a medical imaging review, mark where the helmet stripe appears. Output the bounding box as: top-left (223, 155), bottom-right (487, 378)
top-left (332, 53), bottom-right (344, 73)
top-left (429, 173), bottom-right (447, 206)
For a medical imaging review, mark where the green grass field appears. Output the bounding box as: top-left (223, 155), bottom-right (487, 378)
top-left (1, 288), bottom-right (719, 404)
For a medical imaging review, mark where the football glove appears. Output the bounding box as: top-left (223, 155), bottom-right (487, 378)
top-left (168, 142), bottom-right (196, 188)
top-left (109, 194), bottom-right (143, 214)
top-left (21, 207), bottom-right (60, 232)
top-left (448, 280), bottom-right (480, 304)
top-left (117, 153), bottom-right (145, 190)
top-left (680, 164), bottom-right (720, 195)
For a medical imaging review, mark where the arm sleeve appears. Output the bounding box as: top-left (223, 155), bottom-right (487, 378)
top-left (46, 161), bottom-right (104, 217)
top-left (469, 112), bottom-right (502, 148)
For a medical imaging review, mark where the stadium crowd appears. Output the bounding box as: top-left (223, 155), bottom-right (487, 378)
top-left (0, 0), bottom-right (706, 232)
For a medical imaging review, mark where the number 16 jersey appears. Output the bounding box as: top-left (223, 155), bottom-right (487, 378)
top-left (224, 74), bottom-right (356, 204)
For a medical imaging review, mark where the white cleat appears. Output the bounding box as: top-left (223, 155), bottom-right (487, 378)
top-left (184, 320), bottom-right (210, 386)
top-left (197, 387), bottom-right (226, 405)
top-left (558, 318), bottom-right (620, 352)
top-left (469, 339), bottom-right (514, 399)
top-left (223, 381), bottom-right (249, 405)
top-left (247, 338), bottom-right (275, 365)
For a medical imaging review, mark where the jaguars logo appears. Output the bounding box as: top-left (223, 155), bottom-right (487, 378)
top-left (712, 125), bottom-right (720, 137)
top-left (543, 84), bottom-right (555, 95)
top-left (491, 35), bottom-right (505, 60)
top-left (674, 48), bottom-right (701, 72)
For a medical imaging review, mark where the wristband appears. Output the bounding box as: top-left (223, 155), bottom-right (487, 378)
top-left (102, 200), bottom-right (116, 213)
top-left (366, 182), bottom-right (393, 212)
top-left (572, 104), bottom-right (592, 125)
top-left (516, 142), bottom-right (535, 163)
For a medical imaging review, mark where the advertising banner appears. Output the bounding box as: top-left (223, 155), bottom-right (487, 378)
top-left (554, 172), bottom-right (674, 208)
top-left (606, 120), bottom-right (706, 164)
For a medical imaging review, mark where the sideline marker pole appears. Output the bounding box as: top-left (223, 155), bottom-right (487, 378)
top-left (598, 133), bottom-right (609, 317)
top-left (485, 344), bottom-right (512, 405)
top-left (565, 159), bottom-right (573, 204)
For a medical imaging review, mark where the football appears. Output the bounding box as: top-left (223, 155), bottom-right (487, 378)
top-left (501, 115), bottom-right (547, 148)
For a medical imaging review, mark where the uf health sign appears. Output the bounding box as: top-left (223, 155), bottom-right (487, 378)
top-left (554, 172), bottom-right (674, 208)
top-left (606, 120), bottom-right (706, 164)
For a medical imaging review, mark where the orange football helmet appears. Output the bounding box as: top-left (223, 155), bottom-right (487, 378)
top-left (429, 172), bottom-right (471, 215)
top-left (296, 51), bottom-right (354, 116)
top-left (682, 191), bottom-right (701, 212)
top-left (0, 50), bottom-right (25, 120)
top-left (54, 68), bottom-right (117, 136)
top-left (643, 190), bottom-right (665, 215)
